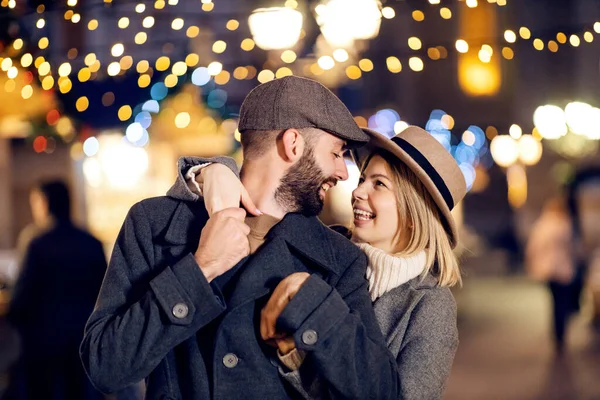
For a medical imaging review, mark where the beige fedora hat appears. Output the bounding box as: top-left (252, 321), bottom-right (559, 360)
top-left (353, 126), bottom-right (467, 248)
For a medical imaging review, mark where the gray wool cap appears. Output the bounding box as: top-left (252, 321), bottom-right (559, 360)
top-left (238, 76), bottom-right (369, 145)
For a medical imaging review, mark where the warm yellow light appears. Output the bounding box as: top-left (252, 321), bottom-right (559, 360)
top-left (137, 60), bottom-right (149, 73)
top-left (78, 67), bottom-right (91, 82)
top-left (408, 57), bottom-right (424, 71)
top-left (427, 48), bottom-right (441, 60)
top-left (135, 32), bottom-right (147, 45)
top-left (38, 37), bottom-right (49, 49)
top-left (241, 38), bottom-right (255, 51)
top-left (556, 32), bottom-right (567, 44)
top-left (41, 76), bottom-right (54, 90)
top-left (155, 0), bottom-right (165, 9)
top-left (226, 19), bottom-right (239, 30)
top-left (156, 56), bottom-right (170, 71)
top-left (175, 112), bottom-right (191, 128)
top-left (233, 67), bottom-right (249, 80)
top-left (208, 61), bottom-right (223, 76)
top-left (13, 38), bottom-right (23, 50)
top-left (111, 43), bottom-right (124, 57)
top-left (382, 7), bottom-right (395, 19)
top-left (459, 56), bottom-right (501, 96)
top-left (85, 53), bottom-right (96, 66)
top-left (67, 0), bottom-right (77, 6)
top-left (185, 53), bottom-right (199, 67)
top-left (135, 3), bottom-right (145, 13)
top-left (429, 0), bottom-right (441, 3)
top-left (72, 14), bottom-right (81, 23)
top-left (89, 60), bottom-right (101, 73)
top-left (37, 18), bottom-right (45, 28)
top-left (519, 27), bottom-right (531, 39)
top-left (284, 0), bottom-right (298, 8)
top-left (7, 66), bottom-right (18, 79)
top-left (21, 53), bottom-right (33, 67)
top-left (118, 17), bottom-right (129, 28)
top-left (408, 37), bottom-right (422, 50)
top-left (88, 19), bottom-right (98, 30)
top-left (172, 61), bottom-right (187, 76)
top-left (333, 49), bottom-right (349, 62)
top-left (171, 18), bottom-right (184, 30)
top-left (310, 63), bottom-right (324, 76)
top-left (533, 39), bottom-right (544, 50)
top-left (346, 65), bottom-right (362, 80)
top-left (215, 70), bottom-right (231, 84)
top-left (490, 135), bottom-right (519, 167)
top-left (76, 96), bottom-right (89, 112)
top-left (138, 74), bottom-right (151, 88)
top-left (412, 10), bottom-right (425, 21)
top-left (118, 105), bottom-right (132, 121)
top-left (257, 69), bottom-right (275, 83)
top-left (507, 165), bottom-right (527, 208)
top-left (504, 30), bottom-right (516, 43)
top-left (107, 62), bottom-right (121, 76)
top-left (58, 62), bottom-right (72, 77)
top-left (202, 2), bottom-right (214, 11)
top-left (569, 35), bottom-right (580, 47)
top-left (38, 61), bottom-right (51, 76)
top-left (386, 56), bottom-right (402, 73)
top-left (502, 47), bottom-right (514, 59)
top-left (318, 56), bottom-right (335, 70)
top-left (281, 50), bottom-right (297, 63)
top-left (275, 67), bottom-right (293, 79)
top-left (164, 74), bottom-right (178, 88)
top-left (497, 0), bottom-right (506, 5)
top-left (548, 41), bottom-right (558, 52)
top-left (59, 78), bottom-right (72, 94)
top-left (478, 49), bottom-right (491, 63)
top-left (466, 0), bottom-right (478, 7)
top-left (440, 8), bottom-right (452, 19)
top-left (359, 58), bottom-right (373, 72)
top-left (595, 22), bottom-right (600, 34)
top-left (4, 80), bottom-right (15, 93)
top-left (143, 16), bottom-right (155, 28)
top-left (34, 57), bottom-right (45, 69)
top-left (584, 32), bottom-right (594, 43)
top-left (509, 124), bottom-right (522, 139)
top-left (1, 58), bottom-right (12, 71)
top-left (455, 39), bottom-right (469, 53)
top-left (120, 56), bottom-right (133, 70)
top-left (213, 40), bottom-right (227, 53)
top-left (186, 26), bottom-right (200, 38)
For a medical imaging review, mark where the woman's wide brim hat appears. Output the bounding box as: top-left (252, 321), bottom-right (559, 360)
top-left (352, 126), bottom-right (467, 248)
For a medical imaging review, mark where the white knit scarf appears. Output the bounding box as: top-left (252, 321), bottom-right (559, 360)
top-left (356, 243), bottom-right (427, 301)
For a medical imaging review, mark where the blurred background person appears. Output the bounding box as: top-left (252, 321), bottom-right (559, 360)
top-left (525, 195), bottom-right (584, 354)
top-left (2, 180), bottom-right (107, 400)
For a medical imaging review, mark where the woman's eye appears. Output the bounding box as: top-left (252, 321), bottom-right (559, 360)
top-left (358, 177), bottom-right (365, 184)
top-left (375, 180), bottom-right (387, 188)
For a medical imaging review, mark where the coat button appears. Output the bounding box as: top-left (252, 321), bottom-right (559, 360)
top-left (172, 303), bottom-right (188, 319)
top-left (302, 329), bottom-right (318, 345)
top-left (223, 353), bottom-right (239, 368)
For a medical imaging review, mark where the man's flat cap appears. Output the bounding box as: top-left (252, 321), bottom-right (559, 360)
top-left (238, 76), bottom-right (369, 145)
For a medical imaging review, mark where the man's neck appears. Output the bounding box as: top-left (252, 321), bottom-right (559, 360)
top-left (240, 160), bottom-right (288, 219)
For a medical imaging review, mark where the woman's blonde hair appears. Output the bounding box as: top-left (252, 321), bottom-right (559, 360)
top-left (366, 149), bottom-right (462, 287)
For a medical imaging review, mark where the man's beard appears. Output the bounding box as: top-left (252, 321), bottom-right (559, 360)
top-left (274, 145), bottom-right (336, 217)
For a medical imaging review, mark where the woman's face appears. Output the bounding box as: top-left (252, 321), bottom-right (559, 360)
top-left (351, 155), bottom-right (407, 253)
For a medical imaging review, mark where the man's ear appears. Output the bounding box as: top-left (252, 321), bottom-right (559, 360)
top-left (280, 129), bottom-right (305, 163)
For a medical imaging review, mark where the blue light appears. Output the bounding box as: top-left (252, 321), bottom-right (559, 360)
top-left (431, 131), bottom-right (452, 151)
top-left (150, 83), bottom-right (168, 101)
top-left (207, 89), bottom-right (227, 108)
top-left (455, 142), bottom-right (478, 165)
top-left (466, 125), bottom-right (486, 150)
top-left (135, 111), bottom-right (152, 129)
top-left (142, 100), bottom-right (160, 113)
top-left (459, 163), bottom-right (476, 191)
top-left (192, 67), bottom-right (211, 86)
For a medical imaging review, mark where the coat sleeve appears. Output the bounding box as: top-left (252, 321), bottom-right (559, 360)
top-left (276, 252), bottom-right (401, 399)
top-left (80, 201), bottom-right (226, 394)
top-left (395, 291), bottom-right (458, 400)
top-left (166, 156), bottom-right (239, 202)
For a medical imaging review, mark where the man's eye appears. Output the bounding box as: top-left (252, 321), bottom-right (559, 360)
top-left (333, 152), bottom-right (341, 159)
top-left (358, 177), bottom-right (365, 184)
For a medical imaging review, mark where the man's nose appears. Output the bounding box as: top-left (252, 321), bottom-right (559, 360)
top-left (335, 159), bottom-right (349, 181)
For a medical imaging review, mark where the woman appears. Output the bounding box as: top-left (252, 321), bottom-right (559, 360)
top-left (173, 126), bottom-right (466, 399)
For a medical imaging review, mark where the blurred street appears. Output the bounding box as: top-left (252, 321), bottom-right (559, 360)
top-left (446, 270), bottom-right (600, 400)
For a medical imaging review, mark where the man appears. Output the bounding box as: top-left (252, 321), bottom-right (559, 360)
top-left (81, 76), bottom-right (400, 399)
top-left (6, 180), bottom-right (106, 400)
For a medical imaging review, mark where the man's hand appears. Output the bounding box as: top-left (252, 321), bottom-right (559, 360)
top-left (275, 336), bottom-right (296, 355)
top-left (260, 272), bottom-right (311, 342)
top-left (194, 208), bottom-right (250, 282)
top-left (201, 163), bottom-right (262, 217)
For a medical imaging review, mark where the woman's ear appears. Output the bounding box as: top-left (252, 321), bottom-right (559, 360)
top-left (281, 128), bottom-right (305, 163)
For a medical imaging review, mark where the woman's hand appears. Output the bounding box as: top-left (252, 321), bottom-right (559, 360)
top-left (200, 163), bottom-right (262, 217)
top-left (275, 336), bottom-right (297, 355)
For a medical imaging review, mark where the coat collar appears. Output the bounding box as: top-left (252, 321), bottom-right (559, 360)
top-left (163, 201), bottom-right (208, 246)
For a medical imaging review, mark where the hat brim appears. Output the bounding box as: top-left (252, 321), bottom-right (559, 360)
top-left (352, 127), bottom-right (459, 248)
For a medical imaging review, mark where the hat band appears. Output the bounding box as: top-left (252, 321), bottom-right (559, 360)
top-left (391, 137), bottom-right (455, 210)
